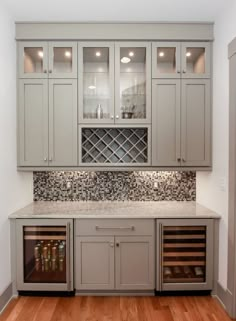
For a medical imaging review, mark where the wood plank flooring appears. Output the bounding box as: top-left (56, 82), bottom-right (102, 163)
top-left (0, 295), bottom-right (233, 321)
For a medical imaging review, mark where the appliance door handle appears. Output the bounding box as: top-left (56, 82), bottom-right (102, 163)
top-left (159, 223), bottom-right (163, 291)
top-left (66, 222), bottom-right (71, 291)
top-left (95, 226), bottom-right (135, 231)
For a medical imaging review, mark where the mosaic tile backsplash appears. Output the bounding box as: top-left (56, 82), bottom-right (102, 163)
top-left (33, 171), bottom-right (196, 201)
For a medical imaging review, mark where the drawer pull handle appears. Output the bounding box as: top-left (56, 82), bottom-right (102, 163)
top-left (95, 226), bottom-right (135, 231)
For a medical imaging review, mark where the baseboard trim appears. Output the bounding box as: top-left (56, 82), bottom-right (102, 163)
top-left (0, 283), bottom-right (13, 314)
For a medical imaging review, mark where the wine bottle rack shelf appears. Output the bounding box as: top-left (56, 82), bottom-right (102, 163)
top-left (81, 127), bottom-right (148, 164)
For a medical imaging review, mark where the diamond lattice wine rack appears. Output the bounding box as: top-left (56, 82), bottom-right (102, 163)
top-left (80, 127), bottom-right (150, 165)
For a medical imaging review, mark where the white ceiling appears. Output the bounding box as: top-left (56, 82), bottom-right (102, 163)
top-left (1, 0), bottom-right (232, 22)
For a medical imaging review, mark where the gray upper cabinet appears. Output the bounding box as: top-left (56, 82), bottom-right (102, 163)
top-left (181, 79), bottom-right (211, 166)
top-left (152, 79), bottom-right (211, 167)
top-left (152, 42), bottom-right (181, 79)
top-left (18, 79), bottom-right (48, 166)
top-left (115, 42), bottom-right (151, 124)
top-left (78, 42), bottom-right (115, 124)
top-left (152, 79), bottom-right (181, 166)
top-left (48, 42), bottom-right (77, 79)
top-left (152, 41), bottom-right (211, 79)
top-left (19, 41), bottom-right (77, 79)
top-left (49, 79), bottom-right (77, 166)
top-left (19, 42), bottom-right (48, 79)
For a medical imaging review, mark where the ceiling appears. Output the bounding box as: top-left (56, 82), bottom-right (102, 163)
top-left (1, 0), bottom-right (231, 22)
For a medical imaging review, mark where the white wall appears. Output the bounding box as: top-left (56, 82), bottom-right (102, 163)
top-left (0, 5), bottom-right (33, 294)
top-left (196, 1), bottom-right (236, 289)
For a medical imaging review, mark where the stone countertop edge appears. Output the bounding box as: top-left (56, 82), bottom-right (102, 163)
top-left (9, 201), bottom-right (221, 219)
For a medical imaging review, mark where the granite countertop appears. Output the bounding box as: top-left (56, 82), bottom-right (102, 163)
top-left (9, 201), bottom-right (220, 219)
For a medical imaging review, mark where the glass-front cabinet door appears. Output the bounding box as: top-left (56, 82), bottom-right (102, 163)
top-left (152, 42), bottom-right (181, 78)
top-left (19, 42), bottom-right (48, 78)
top-left (115, 42), bottom-right (151, 124)
top-left (78, 42), bottom-right (115, 124)
top-left (48, 42), bottom-right (77, 78)
top-left (181, 42), bottom-right (211, 78)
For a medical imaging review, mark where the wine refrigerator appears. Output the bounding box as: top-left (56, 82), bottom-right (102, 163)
top-left (156, 219), bottom-right (214, 291)
top-left (16, 219), bottom-right (73, 292)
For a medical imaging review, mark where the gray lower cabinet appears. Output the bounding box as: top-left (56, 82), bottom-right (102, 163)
top-left (18, 79), bottom-right (77, 166)
top-left (156, 218), bottom-right (214, 291)
top-left (75, 219), bottom-right (155, 292)
top-left (152, 79), bottom-right (211, 167)
top-left (75, 236), bottom-right (115, 290)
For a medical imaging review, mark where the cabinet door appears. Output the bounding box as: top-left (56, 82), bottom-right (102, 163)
top-left (115, 236), bottom-right (154, 290)
top-left (18, 42), bottom-right (48, 79)
top-left (48, 42), bottom-right (77, 79)
top-left (78, 42), bottom-right (115, 124)
top-left (181, 79), bottom-right (211, 166)
top-left (48, 79), bottom-right (77, 166)
top-left (156, 219), bottom-right (213, 291)
top-left (115, 42), bottom-right (151, 124)
top-left (75, 236), bottom-right (115, 290)
top-left (152, 42), bottom-right (181, 79)
top-left (152, 79), bottom-right (181, 166)
top-left (18, 79), bottom-right (48, 166)
top-left (181, 42), bottom-right (211, 79)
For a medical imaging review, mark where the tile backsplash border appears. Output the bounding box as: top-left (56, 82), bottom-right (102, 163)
top-left (33, 171), bottom-right (196, 202)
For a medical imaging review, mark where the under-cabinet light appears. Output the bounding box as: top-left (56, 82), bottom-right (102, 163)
top-left (121, 57), bottom-right (131, 63)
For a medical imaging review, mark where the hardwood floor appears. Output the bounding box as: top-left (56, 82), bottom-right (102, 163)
top-left (0, 295), bottom-right (233, 321)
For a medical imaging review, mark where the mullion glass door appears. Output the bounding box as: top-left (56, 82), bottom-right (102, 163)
top-left (23, 226), bottom-right (67, 283)
top-left (115, 43), bottom-right (151, 124)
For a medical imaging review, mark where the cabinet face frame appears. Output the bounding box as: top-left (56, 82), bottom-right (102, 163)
top-left (156, 218), bottom-right (214, 291)
top-left (181, 42), bottom-right (211, 79)
top-left (152, 79), bottom-right (181, 166)
top-left (78, 42), bottom-right (115, 124)
top-left (75, 236), bottom-right (115, 290)
top-left (18, 79), bottom-right (49, 166)
top-left (181, 79), bottom-right (211, 166)
top-left (152, 41), bottom-right (181, 79)
top-left (48, 79), bottom-right (78, 166)
top-left (48, 42), bottom-right (77, 79)
top-left (78, 124), bottom-right (151, 167)
top-left (18, 41), bottom-right (48, 79)
top-left (15, 218), bottom-right (74, 292)
top-left (115, 42), bottom-right (151, 124)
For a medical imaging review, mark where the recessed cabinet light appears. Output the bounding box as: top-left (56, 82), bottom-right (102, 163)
top-left (186, 52), bottom-right (191, 57)
top-left (96, 51), bottom-right (101, 57)
top-left (129, 51), bottom-right (134, 57)
top-left (65, 51), bottom-right (71, 58)
top-left (121, 57), bottom-right (131, 64)
top-left (159, 52), bottom-right (164, 57)
top-left (38, 51), bottom-right (43, 58)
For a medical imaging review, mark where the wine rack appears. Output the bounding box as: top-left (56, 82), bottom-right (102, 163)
top-left (81, 127), bottom-right (149, 165)
top-left (162, 226), bottom-right (206, 283)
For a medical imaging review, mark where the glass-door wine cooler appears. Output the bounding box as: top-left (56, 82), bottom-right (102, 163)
top-left (156, 219), bottom-right (214, 291)
top-left (16, 219), bottom-right (73, 292)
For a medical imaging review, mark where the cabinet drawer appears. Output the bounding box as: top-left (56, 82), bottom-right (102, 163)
top-left (75, 219), bottom-right (155, 236)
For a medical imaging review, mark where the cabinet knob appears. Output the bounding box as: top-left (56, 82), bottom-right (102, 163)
top-left (44, 157), bottom-right (47, 161)
top-left (116, 115), bottom-right (119, 119)
top-left (44, 70), bottom-right (47, 74)
top-left (177, 158), bottom-right (181, 162)
top-left (182, 158), bottom-right (186, 162)
top-left (49, 70), bottom-right (52, 74)
top-left (182, 70), bottom-right (186, 73)
top-left (111, 115), bottom-right (114, 119)
top-left (49, 157), bottom-right (53, 162)
top-left (116, 242), bottom-right (120, 247)
top-left (110, 242), bottom-right (114, 248)
top-left (177, 70), bottom-right (181, 74)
